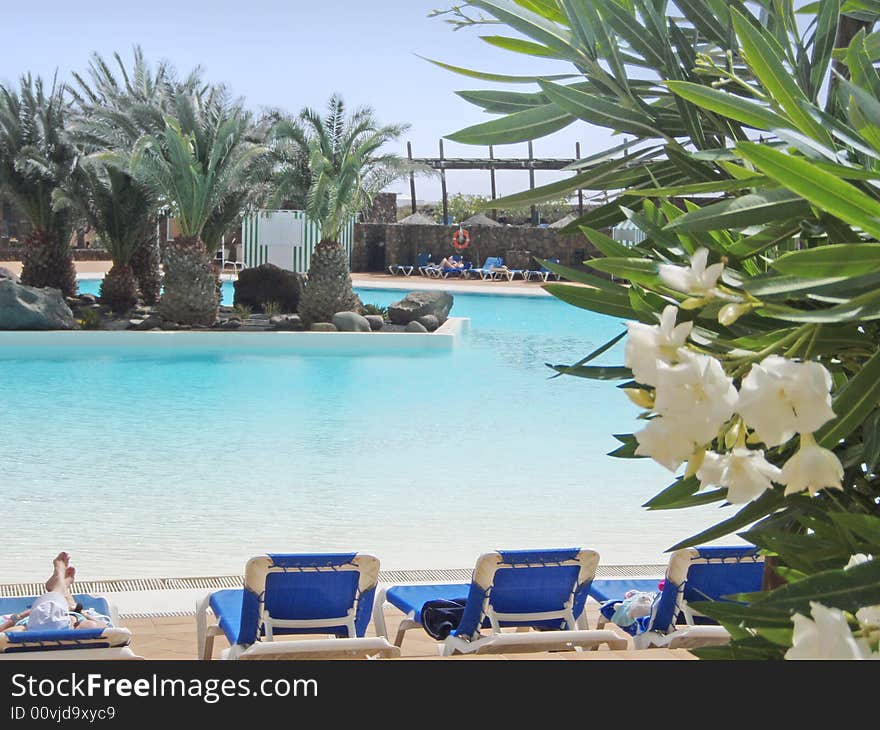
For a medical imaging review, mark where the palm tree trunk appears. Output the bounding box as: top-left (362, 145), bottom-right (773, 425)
top-left (100, 262), bottom-right (138, 313)
top-left (130, 225), bottom-right (161, 306)
top-left (158, 236), bottom-right (218, 326)
top-left (20, 229), bottom-right (77, 297)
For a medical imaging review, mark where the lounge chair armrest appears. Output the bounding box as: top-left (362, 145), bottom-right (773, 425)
top-left (634, 625), bottom-right (731, 650)
top-left (233, 637), bottom-right (400, 660)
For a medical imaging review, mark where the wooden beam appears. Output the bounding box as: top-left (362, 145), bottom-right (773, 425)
top-left (489, 145), bottom-right (497, 221)
top-left (528, 141), bottom-right (537, 226)
top-left (439, 139), bottom-right (449, 226)
top-left (407, 141), bottom-right (417, 215)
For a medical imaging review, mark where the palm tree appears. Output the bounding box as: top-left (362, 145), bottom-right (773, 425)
top-left (0, 75), bottom-right (77, 296)
top-left (67, 47), bottom-right (200, 305)
top-left (118, 87), bottom-right (269, 325)
top-left (54, 161), bottom-right (153, 312)
top-left (276, 94), bottom-right (411, 325)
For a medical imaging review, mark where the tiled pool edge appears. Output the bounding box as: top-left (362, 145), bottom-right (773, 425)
top-left (0, 316), bottom-right (470, 354)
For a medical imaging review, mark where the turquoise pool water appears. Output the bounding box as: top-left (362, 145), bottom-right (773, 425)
top-left (0, 282), bottom-right (733, 581)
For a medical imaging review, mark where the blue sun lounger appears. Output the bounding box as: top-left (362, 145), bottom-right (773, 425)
top-left (524, 258), bottom-right (561, 281)
top-left (466, 256), bottom-right (504, 280)
top-left (589, 545), bottom-right (764, 649)
top-left (196, 552), bottom-right (398, 660)
top-left (389, 252), bottom-right (432, 277)
top-left (0, 594), bottom-right (139, 660)
top-left (373, 548), bottom-right (627, 655)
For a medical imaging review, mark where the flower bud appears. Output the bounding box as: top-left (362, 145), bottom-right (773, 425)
top-left (718, 302), bottom-right (753, 327)
top-left (624, 388), bottom-right (654, 409)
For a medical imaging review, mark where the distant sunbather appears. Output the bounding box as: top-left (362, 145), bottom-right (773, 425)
top-left (0, 552), bottom-right (110, 632)
top-left (438, 257), bottom-right (464, 269)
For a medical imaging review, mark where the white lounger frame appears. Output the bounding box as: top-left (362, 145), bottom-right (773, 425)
top-left (375, 550), bottom-right (628, 656)
top-left (197, 554), bottom-right (390, 660)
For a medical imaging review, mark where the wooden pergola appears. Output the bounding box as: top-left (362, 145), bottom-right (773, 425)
top-left (406, 140), bottom-right (591, 225)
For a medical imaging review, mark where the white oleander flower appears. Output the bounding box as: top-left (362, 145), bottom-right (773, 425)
top-left (696, 448), bottom-right (782, 504)
top-left (779, 433), bottom-right (844, 496)
top-left (624, 305), bottom-right (693, 386)
top-left (634, 417), bottom-right (699, 472)
top-left (785, 602), bottom-right (870, 660)
top-left (653, 350), bottom-right (738, 444)
top-left (659, 247), bottom-right (724, 296)
top-left (846, 555), bottom-right (880, 627)
top-left (737, 355), bottom-right (836, 447)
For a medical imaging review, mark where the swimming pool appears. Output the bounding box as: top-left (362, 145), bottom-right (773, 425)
top-left (0, 282), bottom-right (735, 581)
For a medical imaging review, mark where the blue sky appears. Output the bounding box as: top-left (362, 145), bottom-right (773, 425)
top-left (0, 0), bottom-right (614, 203)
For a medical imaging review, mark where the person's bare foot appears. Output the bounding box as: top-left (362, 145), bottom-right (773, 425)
top-left (45, 552), bottom-right (72, 594)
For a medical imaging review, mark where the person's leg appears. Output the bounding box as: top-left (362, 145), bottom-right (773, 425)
top-left (44, 552), bottom-right (77, 610)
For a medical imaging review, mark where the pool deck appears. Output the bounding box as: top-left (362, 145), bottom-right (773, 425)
top-left (122, 603), bottom-right (695, 661)
top-left (1, 261), bottom-right (563, 297)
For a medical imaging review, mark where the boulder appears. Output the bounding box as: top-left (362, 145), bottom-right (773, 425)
top-left (387, 291), bottom-right (453, 325)
top-left (416, 314), bottom-right (440, 332)
top-left (310, 322), bottom-right (338, 332)
top-left (380, 323), bottom-right (406, 333)
top-left (220, 317), bottom-right (242, 330)
top-left (0, 280), bottom-right (76, 330)
top-left (364, 315), bottom-right (385, 331)
top-left (135, 314), bottom-right (163, 331)
top-left (77, 293), bottom-right (98, 305)
top-left (0, 267), bottom-right (20, 283)
top-left (270, 314), bottom-right (304, 331)
top-left (233, 263), bottom-right (305, 313)
top-left (405, 320), bottom-right (428, 333)
top-left (333, 311), bottom-right (371, 332)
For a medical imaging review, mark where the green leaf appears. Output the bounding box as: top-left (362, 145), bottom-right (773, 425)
top-left (420, 55), bottom-right (579, 84)
top-left (666, 189), bottom-right (812, 232)
top-left (687, 601), bottom-right (794, 628)
top-left (445, 104), bottom-right (575, 145)
top-left (666, 80), bottom-right (791, 130)
top-left (625, 176), bottom-right (768, 197)
top-left (827, 512), bottom-right (880, 546)
top-left (753, 560), bottom-right (880, 614)
top-left (479, 34), bottom-right (565, 58)
top-left (543, 283), bottom-right (638, 319)
top-left (772, 243), bottom-right (880, 277)
top-left (538, 80), bottom-right (660, 137)
top-left (455, 89), bottom-right (549, 114)
top-left (607, 433), bottom-right (645, 458)
top-left (737, 142), bottom-right (880, 240)
top-left (668, 490), bottom-right (787, 550)
top-left (536, 259), bottom-right (632, 295)
top-left (548, 364), bottom-right (633, 380)
top-left (584, 257), bottom-right (662, 287)
top-left (731, 9), bottom-right (834, 146)
top-left (817, 346), bottom-right (880, 447)
top-left (579, 226), bottom-right (633, 258)
top-left (810, 0), bottom-right (842, 94)
top-left (727, 221), bottom-right (801, 258)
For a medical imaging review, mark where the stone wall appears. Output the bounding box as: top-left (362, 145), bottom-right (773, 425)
top-left (365, 193), bottom-right (398, 224)
top-left (353, 222), bottom-right (602, 273)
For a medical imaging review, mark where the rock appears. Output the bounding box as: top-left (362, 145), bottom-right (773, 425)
top-left (103, 319), bottom-right (131, 331)
top-left (388, 291), bottom-right (453, 325)
top-left (77, 293), bottom-right (98, 305)
top-left (219, 305), bottom-right (236, 314)
top-left (135, 315), bottom-right (162, 331)
top-left (0, 280), bottom-right (76, 330)
top-left (379, 323), bottom-right (406, 332)
top-left (128, 319), bottom-right (145, 328)
top-left (333, 311), bottom-right (371, 332)
top-left (0, 267), bottom-right (20, 283)
top-left (270, 314), bottom-right (304, 331)
top-left (364, 315), bottom-right (385, 331)
top-left (310, 322), bottom-right (338, 332)
top-left (405, 321), bottom-right (428, 333)
top-left (233, 263), bottom-right (305, 313)
top-left (416, 314), bottom-right (440, 332)
top-left (221, 318), bottom-right (242, 330)
top-left (161, 321), bottom-right (180, 331)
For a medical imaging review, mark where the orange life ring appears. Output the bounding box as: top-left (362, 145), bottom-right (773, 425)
top-left (452, 228), bottom-right (470, 250)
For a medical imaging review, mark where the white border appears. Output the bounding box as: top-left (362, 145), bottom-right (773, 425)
top-left (0, 317), bottom-right (469, 354)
